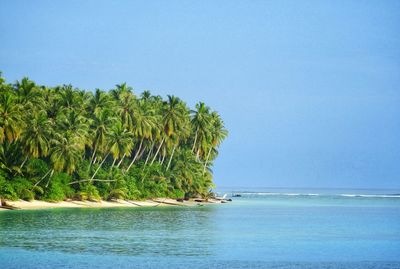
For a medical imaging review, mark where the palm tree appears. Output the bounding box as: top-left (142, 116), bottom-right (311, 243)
top-left (119, 92), bottom-right (136, 131)
top-left (56, 109), bottom-right (90, 151)
top-left (56, 85), bottom-right (78, 110)
top-left (107, 121), bottom-right (133, 169)
top-left (110, 83), bottom-right (132, 101)
top-left (125, 101), bottom-right (156, 172)
top-left (203, 112), bottom-right (228, 174)
top-left (89, 109), bottom-right (116, 165)
top-left (0, 92), bottom-right (24, 143)
top-left (150, 95), bottom-right (187, 165)
top-left (50, 133), bottom-right (82, 175)
top-left (20, 110), bottom-right (52, 168)
top-left (190, 102), bottom-right (212, 156)
top-left (14, 77), bottom-right (42, 109)
top-left (88, 88), bottom-right (113, 116)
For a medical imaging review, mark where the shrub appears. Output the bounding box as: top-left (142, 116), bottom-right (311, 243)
top-left (0, 175), bottom-right (18, 200)
top-left (43, 173), bottom-right (75, 202)
top-left (26, 159), bottom-right (49, 178)
top-left (77, 184), bottom-right (101, 201)
top-left (12, 177), bottom-right (35, 201)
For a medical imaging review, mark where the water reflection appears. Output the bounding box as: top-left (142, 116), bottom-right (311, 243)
top-left (0, 206), bottom-right (217, 256)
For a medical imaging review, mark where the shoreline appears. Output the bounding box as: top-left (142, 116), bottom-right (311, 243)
top-left (0, 198), bottom-right (226, 211)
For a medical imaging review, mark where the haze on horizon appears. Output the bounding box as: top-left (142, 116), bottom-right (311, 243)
top-left (1, 0), bottom-right (399, 189)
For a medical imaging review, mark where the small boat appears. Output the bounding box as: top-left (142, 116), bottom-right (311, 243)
top-left (232, 194), bottom-right (242, 197)
top-left (215, 194), bottom-right (227, 200)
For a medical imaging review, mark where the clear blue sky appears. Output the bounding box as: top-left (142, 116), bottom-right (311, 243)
top-left (1, 0), bottom-right (399, 189)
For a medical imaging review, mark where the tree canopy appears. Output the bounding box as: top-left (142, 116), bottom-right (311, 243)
top-left (0, 73), bottom-right (227, 201)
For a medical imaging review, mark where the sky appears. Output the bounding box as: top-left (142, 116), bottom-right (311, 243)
top-left (1, 0), bottom-right (399, 189)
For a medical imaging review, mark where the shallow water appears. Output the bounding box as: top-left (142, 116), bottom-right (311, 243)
top-left (1, 189), bottom-right (400, 269)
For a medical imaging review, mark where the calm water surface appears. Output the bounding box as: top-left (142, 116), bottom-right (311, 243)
top-left (1, 189), bottom-right (400, 269)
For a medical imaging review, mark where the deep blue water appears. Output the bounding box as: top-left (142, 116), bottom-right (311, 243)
top-left (1, 189), bottom-right (400, 269)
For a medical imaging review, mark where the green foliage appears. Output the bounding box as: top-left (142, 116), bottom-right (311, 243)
top-left (26, 158), bottom-right (49, 178)
top-left (0, 173), bottom-right (18, 200)
top-left (0, 74), bottom-right (227, 201)
top-left (77, 184), bottom-right (101, 201)
top-left (44, 173), bottom-right (74, 202)
top-left (12, 177), bottom-right (35, 201)
top-left (169, 188), bottom-right (185, 199)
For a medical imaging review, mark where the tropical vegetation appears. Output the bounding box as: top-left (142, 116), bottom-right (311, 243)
top-left (0, 73), bottom-right (227, 202)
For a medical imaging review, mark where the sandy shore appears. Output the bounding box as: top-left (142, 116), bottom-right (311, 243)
top-left (0, 198), bottom-right (224, 210)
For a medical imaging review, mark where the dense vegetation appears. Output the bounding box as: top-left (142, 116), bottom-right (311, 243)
top-left (0, 73), bottom-right (227, 202)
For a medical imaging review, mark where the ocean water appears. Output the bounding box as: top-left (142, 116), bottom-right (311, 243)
top-left (1, 189), bottom-right (400, 269)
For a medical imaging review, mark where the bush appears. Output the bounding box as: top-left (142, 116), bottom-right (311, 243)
top-left (43, 173), bottom-right (75, 202)
top-left (0, 175), bottom-right (18, 200)
top-left (12, 177), bottom-right (35, 201)
top-left (125, 176), bottom-right (141, 200)
top-left (26, 159), bottom-right (49, 178)
top-left (169, 189), bottom-right (185, 199)
top-left (77, 184), bottom-right (101, 201)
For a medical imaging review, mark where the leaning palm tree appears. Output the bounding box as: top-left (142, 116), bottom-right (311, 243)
top-left (125, 101), bottom-right (156, 172)
top-left (203, 112), bottom-right (228, 174)
top-left (150, 95), bottom-right (187, 165)
top-left (107, 121), bottom-right (134, 169)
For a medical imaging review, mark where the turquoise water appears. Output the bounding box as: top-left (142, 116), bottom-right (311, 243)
top-left (1, 189), bottom-right (400, 269)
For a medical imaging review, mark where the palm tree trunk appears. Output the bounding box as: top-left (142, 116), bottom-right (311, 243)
top-left (91, 152), bottom-right (110, 180)
top-left (125, 139), bottom-right (143, 173)
top-left (116, 153), bottom-right (126, 168)
top-left (160, 152), bottom-right (166, 165)
top-left (203, 147), bottom-right (213, 174)
top-left (196, 148), bottom-right (200, 161)
top-left (45, 169), bottom-right (55, 187)
top-left (192, 128), bottom-right (198, 152)
top-left (19, 156), bottom-right (28, 169)
top-left (144, 141), bottom-right (155, 167)
top-left (166, 145), bottom-right (176, 171)
top-left (111, 157), bottom-right (117, 169)
top-left (34, 169), bottom-right (52, 187)
top-left (90, 145), bottom-right (97, 166)
top-left (150, 138), bottom-right (165, 165)
top-left (137, 146), bottom-right (146, 160)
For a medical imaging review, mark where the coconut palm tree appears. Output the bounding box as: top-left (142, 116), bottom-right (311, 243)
top-left (125, 101), bottom-right (156, 172)
top-left (107, 121), bottom-right (134, 168)
top-left (150, 95), bottom-right (187, 165)
top-left (14, 77), bottom-right (42, 109)
top-left (190, 102), bottom-right (212, 156)
top-left (56, 109), bottom-right (90, 151)
top-left (0, 92), bottom-right (24, 143)
top-left (89, 109), bottom-right (116, 165)
top-left (50, 133), bottom-right (83, 175)
top-left (21, 110), bottom-right (52, 166)
top-left (203, 112), bottom-right (228, 174)
top-left (88, 88), bottom-right (113, 116)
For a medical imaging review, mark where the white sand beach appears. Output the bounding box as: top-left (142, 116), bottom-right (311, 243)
top-left (1, 198), bottom-right (223, 210)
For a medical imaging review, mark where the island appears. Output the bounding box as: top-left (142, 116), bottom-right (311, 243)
top-left (0, 73), bottom-right (228, 209)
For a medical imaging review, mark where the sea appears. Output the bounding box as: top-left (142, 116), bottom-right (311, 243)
top-left (1, 188), bottom-right (400, 269)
